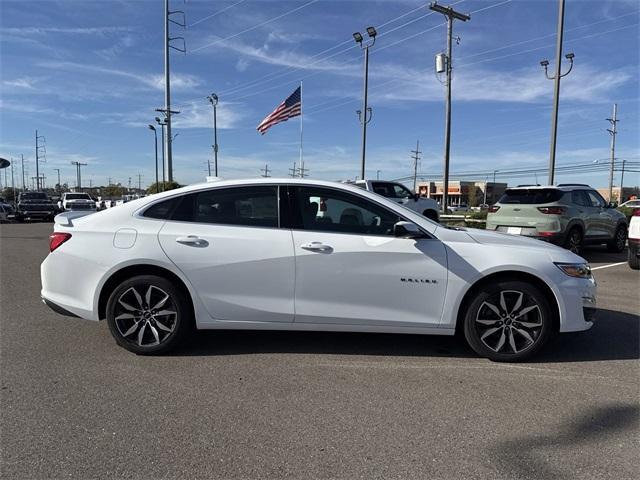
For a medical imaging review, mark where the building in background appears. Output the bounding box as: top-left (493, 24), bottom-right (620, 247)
top-left (597, 186), bottom-right (639, 203)
top-left (417, 180), bottom-right (507, 206)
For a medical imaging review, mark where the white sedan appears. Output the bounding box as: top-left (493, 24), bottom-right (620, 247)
top-left (41, 178), bottom-right (596, 361)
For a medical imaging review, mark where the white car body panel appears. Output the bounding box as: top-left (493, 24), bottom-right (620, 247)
top-left (41, 178), bottom-right (595, 337)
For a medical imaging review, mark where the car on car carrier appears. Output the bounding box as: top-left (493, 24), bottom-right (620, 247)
top-left (486, 184), bottom-right (627, 254)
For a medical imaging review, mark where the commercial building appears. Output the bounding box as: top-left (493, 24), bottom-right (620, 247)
top-left (596, 186), bottom-right (639, 204)
top-left (417, 180), bottom-right (508, 207)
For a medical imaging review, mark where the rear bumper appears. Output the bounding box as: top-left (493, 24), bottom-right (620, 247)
top-left (42, 297), bottom-right (81, 318)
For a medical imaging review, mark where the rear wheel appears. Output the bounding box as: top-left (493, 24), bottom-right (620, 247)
top-left (628, 246), bottom-right (639, 270)
top-left (463, 280), bottom-right (554, 362)
top-left (607, 225), bottom-right (627, 253)
top-left (563, 228), bottom-right (583, 254)
top-left (106, 275), bottom-right (192, 355)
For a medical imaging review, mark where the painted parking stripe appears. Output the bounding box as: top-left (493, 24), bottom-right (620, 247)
top-left (591, 262), bottom-right (627, 271)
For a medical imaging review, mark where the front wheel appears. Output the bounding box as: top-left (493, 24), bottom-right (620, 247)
top-left (106, 275), bottom-right (192, 355)
top-left (463, 280), bottom-right (554, 362)
top-left (607, 225), bottom-right (627, 253)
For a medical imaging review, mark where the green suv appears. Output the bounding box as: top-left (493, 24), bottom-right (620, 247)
top-left (485, 184), bottom-right (627, 253)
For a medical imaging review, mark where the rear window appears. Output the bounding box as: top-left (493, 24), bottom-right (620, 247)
top-left (498, 189), bottom-right (563, 204)
top-left (65, 193), bottom-right (91, 200)
top-left (20, 193), bottom-right (48, 200)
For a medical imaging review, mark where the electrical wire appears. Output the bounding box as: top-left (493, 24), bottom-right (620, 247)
top-left (189, 0), bottom-right (247, 28)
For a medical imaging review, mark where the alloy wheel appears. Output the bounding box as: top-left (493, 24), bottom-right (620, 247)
top-left (114, 285), bottom-right (177, 347)
top-left (616, 228), bottom-right (626, 251)
top-left (567, 231), bottom-right (581, 254)
top-left (474, 290), bottom-right (543, 355)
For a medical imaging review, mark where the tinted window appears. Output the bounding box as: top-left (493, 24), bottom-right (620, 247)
top-left (143, 197), bottom-right (181, 219)
top-left (571, 191), bottom-right (590, 207)
top-left (498, 189), bottom-right (563, 204)
top-left (20, 192), bottom-right (48, 200)
top-left (171, 186), bottom-right (278, 227)
top-left (291, 186), bottom-right (400, 236)
top-left (586, 191), bottom-right (605, 208)
top-left (371, 182), bottom-right (412, 199)
top-left (65, 193), bottom-right (91, 200)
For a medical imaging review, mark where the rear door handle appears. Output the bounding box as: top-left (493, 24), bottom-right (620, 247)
top-left (176, 235), bottom-right (208, 247)
top-left (300, 241), bottom-right (333, 252)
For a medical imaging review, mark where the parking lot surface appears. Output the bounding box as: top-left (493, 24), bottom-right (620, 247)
top-left (1, 222), bottom-right (638, 480)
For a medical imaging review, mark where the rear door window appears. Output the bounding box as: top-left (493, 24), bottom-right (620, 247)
top-left (498, 189), bottom-right (563, 204)
top-left (571, 191), bottom-right (590, 207)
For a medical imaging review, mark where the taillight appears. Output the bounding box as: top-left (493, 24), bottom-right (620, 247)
top-left (49, 232), bottom-right (71, 252)
top-left (537, 206), bottom-right (566, 215)
top-left (633, 208), bottom-right (640, 217)
top-left (488, 205), bottom-right (500, 213)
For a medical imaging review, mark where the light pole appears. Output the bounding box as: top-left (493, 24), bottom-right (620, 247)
top-left (430, 2), bottom-right (470, 213)
top-left (353, 27), bottom-right (376, 180)
top-left (149, 125), bottom-right (159, 193)
top-left (376, 170), bottom-right (381, 180)
top-left (53, 168), bottom-right (61, 192)
top-left (207, 93), bottom-right (219, 177)
top-left (155, 116), bottom-right (167, 188)
top-left (540, 0), bottom-right (574, 185)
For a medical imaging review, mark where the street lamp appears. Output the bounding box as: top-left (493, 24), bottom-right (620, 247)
top-left (155, 116), bottom-right (167, 189)
top-left (148, 125), bottom-right (159, 193)
top-left (353, 26), bottom-right (376, 180)
top-left (539, 0), bottom-right (575, 185)
top-left (207, 93), bottom-right (219, 177)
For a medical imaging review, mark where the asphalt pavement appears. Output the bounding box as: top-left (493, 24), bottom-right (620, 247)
top-left (1, 222), bottom-right (638, 480)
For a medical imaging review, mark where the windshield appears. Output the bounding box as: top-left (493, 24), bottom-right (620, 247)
top-left (499, 189), bottom-right (563, 204)
top-left (20, 193), bottom-right (48, 200)
top-left (65, 193), bottom-right (91, 200)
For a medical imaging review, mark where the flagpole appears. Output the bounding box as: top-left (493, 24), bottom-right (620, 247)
top-left (299, 80), bottom-right (304, 178)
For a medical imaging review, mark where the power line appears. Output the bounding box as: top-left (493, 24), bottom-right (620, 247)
top-left (189, 0), bottom-right (246, 27)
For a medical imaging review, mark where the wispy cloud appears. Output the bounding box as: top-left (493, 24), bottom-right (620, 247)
top-left (0, 26), bottom-right (132, 36)
top-left (2, 77), bottom-right (37, 89)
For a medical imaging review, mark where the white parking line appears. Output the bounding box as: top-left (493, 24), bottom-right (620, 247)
top-left (591, 261), bottom-right (627, 271)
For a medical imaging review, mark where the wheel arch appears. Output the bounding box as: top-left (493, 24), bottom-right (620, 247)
top-left (422, 208), bottom-right (439, 222)
top-left (454, 270), bottom-right (561, 335)
top-left (98, 264), bottom-right (195, 321)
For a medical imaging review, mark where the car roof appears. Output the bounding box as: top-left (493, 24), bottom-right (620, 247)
top-left (506, 184), bottom-right (595, 192)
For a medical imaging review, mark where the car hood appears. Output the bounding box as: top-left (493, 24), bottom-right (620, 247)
top-left (437, 226), bottom-right (586, 263)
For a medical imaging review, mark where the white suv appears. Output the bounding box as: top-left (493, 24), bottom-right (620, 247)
top-left (58, 192), bottom-right (97, 212)
top-left (353, 180), bottom-right (439, 222)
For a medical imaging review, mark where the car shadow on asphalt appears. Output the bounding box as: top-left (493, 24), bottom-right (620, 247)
top-left (490, 402), bottom-right (639, 480)
top-left (171, 308), bottom-right (638, 362)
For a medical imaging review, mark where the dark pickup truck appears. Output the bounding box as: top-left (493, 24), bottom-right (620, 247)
top-left (16, 192), bottom-right (57, 221)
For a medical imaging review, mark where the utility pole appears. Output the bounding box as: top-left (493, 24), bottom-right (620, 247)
top-left (128, 177), bottom-right (132, 193)
top-left (430, 2), bottom-right (470, 213)
top-left (53, 168), bottom-right (61, 192)
top-left (155, 116), bottom-right (167, 187)
top-left (35, 130), bottom-right (46, 191)
top-left (289, 162), bottom-right (298, 178)
top-left (298, 163), bottom-right (309, 178)
top-left (21, 154), bottom-right (26, 191)
top-left (410, 140), bottom-right (422, 193)
top-left (376, 170), bottom-right (381, 180)
top-left (353, 27), bottom-right (377, 180)
top-left (70, 161), bottom-right (87, 191)
top-left (163, 0), bottom-right (186, 182)
top-left (10, 159), bottom-right (16, 205)
top-left (539, 0), bottom-right (575, 185)
top-left (137, 173), bottom-right (143, 193)
top-left (607, 103), bottom-right (618, 203)
top-left (260, 164), bottom-right (271, 178)
top-left (619, 159), bottom-right (626, 203)
top-left (207, 93), bottom-right (219, 176)
top-left (155, 108), bottom-right (180, 182)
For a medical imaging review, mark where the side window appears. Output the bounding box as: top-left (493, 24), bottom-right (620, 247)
top-left (586, 191), bottom-right (605, 208)
top-left (371, 182), bottom-right (394, 198)
top-left (291, 186), bottom-right (400, 236)
top-left (571, 191), bottom-right (589, 207)
top-left (171, 186), bottom-right (278, 227)
top-left (142, 197), bottom-right (181, 219)
top-left (393, 184), bottom-right (413, 199)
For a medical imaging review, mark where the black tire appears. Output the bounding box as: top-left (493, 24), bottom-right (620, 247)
top-left (607, 225), bottom-right (627, 253)
top-left (423, 209), bottom-right (439, 222)
top-left (628, 247), bottom-right (640, 270)
top-left (106, 275), bottom-right (192, 355)
top-left (563, 227), bottom-right (583, 254)
top-left (463, 280), bottom-right (554, 362)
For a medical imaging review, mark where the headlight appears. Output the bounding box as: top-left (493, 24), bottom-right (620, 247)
top-left (555, 262), bottom-right (592, 278)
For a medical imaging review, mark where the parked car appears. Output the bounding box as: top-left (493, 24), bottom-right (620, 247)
top-left (448, 204), bottom-right (469, 213)
top-left (353, 180), bottom-right (439, 222)
top-left (16, 192), bottom-right (57, 221)
top-left (619, 199), bottom-right (640, 209)
top-left (0, 203), bottom-right (15, 223)
top-left (627, 208), bottom-right (640, 270)
top-left (486, 184), bottom-right (627, 254)
top-left (58, 192), bottom-right (97, 212)
top-left (41, 178), bottom-right (596, 362)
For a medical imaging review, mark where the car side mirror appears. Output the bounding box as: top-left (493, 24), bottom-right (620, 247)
top-left (607, 202), bottom-right (618, 209)
top-left (413, 193), bottom-right (420, 201)
top-left (393, 221), bottom-right (425, 239)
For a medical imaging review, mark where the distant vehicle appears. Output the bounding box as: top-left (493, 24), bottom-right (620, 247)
top-left (448, 204), bottom-right (469, 213)
top-left (16, 192), bottom-right (57, 222)
top-left (486, 184), bottom-right (627, 254)
top-left (352, 180), bottom-right (439, 222)
top-left (0, 203), bottom-right (15, 223)
top-left (619, 199), bottom-right (640, 209)
top-left (41, 178), bottom-right (597, 361)
top-left (58, 192), bottom-right (97, 212)
top-left (627, 208), bottom-right (640, 270)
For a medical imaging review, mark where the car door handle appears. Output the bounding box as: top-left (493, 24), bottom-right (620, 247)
top-left (300, 241), bottom-right (333, 252)
top-left (176, 235), bottom-right (209, 247)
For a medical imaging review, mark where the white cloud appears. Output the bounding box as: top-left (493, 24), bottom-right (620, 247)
top-left (236, 58), bottom-right (250, 72)
top-left (172, 101), bottom-right (245, 130)
top-left (3, 77), bottom-right (37, 89)
top-left (0, 26), bottom-right (132, 36)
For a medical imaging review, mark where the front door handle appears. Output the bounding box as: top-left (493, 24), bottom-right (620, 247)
top-left (176, 235), bottom-right (209, 247)
top-left (300, 241), bottom-right (333, 253)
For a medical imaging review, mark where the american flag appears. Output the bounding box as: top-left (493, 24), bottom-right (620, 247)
top-left (257, 86), bottom-right (301, 135)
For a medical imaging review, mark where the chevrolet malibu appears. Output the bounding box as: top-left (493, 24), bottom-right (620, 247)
top-left (41, 178), bottom-right (597, 361)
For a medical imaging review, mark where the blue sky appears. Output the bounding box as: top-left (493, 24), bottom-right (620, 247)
top-left (1, 0), bottom-right (638, 189)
